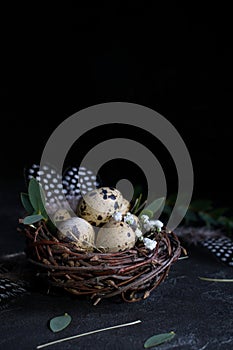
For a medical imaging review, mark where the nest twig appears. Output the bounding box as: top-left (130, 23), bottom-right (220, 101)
top-left (18, 221), bottom-right (182, 305)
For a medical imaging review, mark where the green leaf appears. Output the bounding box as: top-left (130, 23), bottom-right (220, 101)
top-left (144, 331), bottom-right (175, 348)
top-left (209, 207), bottom-right (229, 219)
top-left (20, 193), bottom-right (34, 214)
top-left (23, 214), bottom-right (44, 225)
top-left (217, 216), bottom-right (233, 228)
top-left (28, 178), bottom-right (48, 219)
top-left (28, 178), bottom-right (40, 211)
top-left (49, 313), bottom-right (72, 333)
top-left (46, 218), bottom-right (57, 234)
top-left (198, 211), bottom-right (217, 228)
top-left (139, 209), bottom-right (154, 219)
top-left (131, 193), bottom-right (143, 214)
top-left (139, 197), bottom-right (165, 218)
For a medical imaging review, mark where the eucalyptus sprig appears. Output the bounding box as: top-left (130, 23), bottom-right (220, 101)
top-left (132, 195), bottom-right (165, 218)
top-left (20, 178), bottom-right (48, 225)
top-left (132, 192), bottom-right (233, 237)
top-left (163, 195), bottom-right (233, 236)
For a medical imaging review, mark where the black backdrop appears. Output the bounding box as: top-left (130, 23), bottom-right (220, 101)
top-left (1, 3), bottom-right (232, 207)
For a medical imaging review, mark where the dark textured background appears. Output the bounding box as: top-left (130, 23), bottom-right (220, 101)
top-left (1, 5), bottom-right (233, 349)
top-left (1, 2), bottom-right (233, 207)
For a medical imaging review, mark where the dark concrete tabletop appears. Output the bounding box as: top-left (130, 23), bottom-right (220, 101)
top-left (1, 179), bottom-right (233, 350)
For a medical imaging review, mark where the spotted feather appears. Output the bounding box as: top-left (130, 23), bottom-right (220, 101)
top-left (201, 236), bottom-right (233, 266)
top-left (24, 163), bottom-right (100, 212)
top-left (0, 278), bottom-right (27, 305)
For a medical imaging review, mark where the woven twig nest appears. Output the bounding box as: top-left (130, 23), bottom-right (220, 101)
top-left (20, 221), bottom-right (182, 305)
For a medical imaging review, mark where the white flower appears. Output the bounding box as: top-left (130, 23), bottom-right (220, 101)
top-left (135, 228), bottom-right (143, 238)
top-left (143, 237), bottom-right (157, 250)
top-left (149, 220), bottom-right (163, 231)
top-left (143, 219), bottom-right (164, 232)
top-left (140, 215), bottom-right (149, 223)
top-left (112, 211), bottom-right (122, 222)
top-left (124, 212), bottom-right (135, 225)
top-left (143, 222), bottom-right (153, 231)
top-left (152, 220), bottom-right (164, 229)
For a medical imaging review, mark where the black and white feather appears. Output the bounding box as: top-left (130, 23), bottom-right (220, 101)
top-left (176, 226), bottom-right (233, 267)
top-left (24, 164), bottom-right (100, 212)
top-left (0, 256), bottom-right (28, 309)
top-left (0, 278), bottom-right (27, 307)
top-left (200, 236), bottom-right (233, 266)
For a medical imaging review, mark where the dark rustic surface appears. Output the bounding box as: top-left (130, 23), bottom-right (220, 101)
top-left (1, 3), bottom-right (233, 349)
top-left (1, 179), bottom-right (233, 350)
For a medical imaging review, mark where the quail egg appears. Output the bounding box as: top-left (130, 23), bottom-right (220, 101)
top-left (57, 217), bottom-right (95, 251)
top-left (53, 209), bottom-right (71, 222)
top-left (96, 220), bottom-right (136, 252)
top-left (77, 187), bottom-right (124, 226)
top-left (119, 198), bottom-right (131, 215)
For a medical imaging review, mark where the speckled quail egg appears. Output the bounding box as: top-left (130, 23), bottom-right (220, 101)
top-left (119, 198), bottom-right (131, 215)
top-left (57, 217), bottom-right (95, 251)
top-left (96, 220), bottom-right (136, 252)
top-left (77, 187), bottom-right (124, 226)
top-left (53, 209), bottom-right (72, 222)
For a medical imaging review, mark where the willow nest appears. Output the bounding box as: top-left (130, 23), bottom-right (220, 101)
top-left (19, 221), bottom-right (182, 305)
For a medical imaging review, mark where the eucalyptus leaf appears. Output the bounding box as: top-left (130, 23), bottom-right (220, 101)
top-left (209, 207), bottom-right (229, 219)
top-left (23, 214), bottom-right (44, 225)
top-left (139, 197), bottom-right (165, 218)
top-left (198, 211), bottom-right (217, 227)
top-left (46, 218), bottom-right (57, 234)
top-left (217, 216), bottom-right (233, 228)
top-left (28, 178), bottom-right (48, 219)
top-left (139, 209), bottom-right (154, 219)
top-left (28, 178), bottom-right (41, 211)
top-left (49, 313), bottom-right (72, 333)
top-left (20, 192), bottom-right (34, 214)
top-left (144, 331), bottom-right (175, 348)
top-left (161, 194), bottom-right (233, 237)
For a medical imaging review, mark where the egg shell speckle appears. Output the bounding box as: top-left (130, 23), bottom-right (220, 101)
top-left (96, 220), bottom-right (136, 253)
top-left (57, 217), bottom-right (95, 251)
top-left (77, 187), bottom-right (124, 226)
top-left (53, 209), bottom-right (72, 222)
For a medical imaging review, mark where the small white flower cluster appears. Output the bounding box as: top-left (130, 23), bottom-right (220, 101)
top-left (135, 227), bottom-right (143, 238)
top-left (138, 215), bottom-right (164, 250)
top-left (143, 237), bottom-right (157, 250)
top-left (140, 215), bottom-right (163, 232)
top-left (123, 212), bottom-right (135, 225)
top-left (111, 212), bottom-right (163, 251)
top-left (135, 229), bottom-right (157, 250)
top-left (112, 211), bottom-right (122, 222)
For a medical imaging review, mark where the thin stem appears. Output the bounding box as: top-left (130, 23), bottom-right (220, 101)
top-left (199, 277), bottom-right (233, 282)
top-left (36, 319), bottom-right (141, 349)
